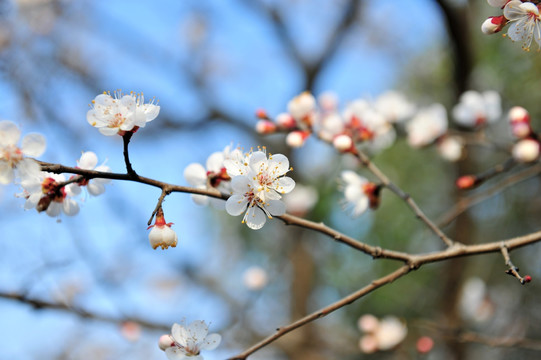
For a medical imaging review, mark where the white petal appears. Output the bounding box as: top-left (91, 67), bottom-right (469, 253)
top-left (341, 171), bottom-right (366, 187)
top-left (206, 152), bottom-right (225, 173)
top-left (275, 177), bottom-right (295, 194)
top-left (231, 175), bottom-right (251, 194)
top-left (165, 347), bottom-right (189, 360)
top-left (187, 320), bottom-right (209, 342)
top-left (184, 163), bottom-right (207, 186)
top-left (78, 151), bottom-right (98, 169)
top-left (200, 333), bottom-right (221, 351)
top-left (265, 200), bottom-right (286, 216)
top-left (171, 323), bottom-right (188, 348)
top-left (16, 158), bottom-right (41, 181)
top-left (98, 127), bottom-right (120, 136)
top-left (504, 1), bottom-right (527, 21)
top-left (226, 195), bottom-right (248, 216)
top-left (267, 154), bottom-right (289, 176)
top-left (21, 133), bottom-right (46, 157)
top-left (0, 162), bottom-right (14, 184)
top-left (191, 193), bottom-right (210, 206)
top-left (352, 196), bottom-right (369, 217)
top-left (0, 120), bottom-right (21, 147)
top-left (87, 182), bottom-right (105, 196)
top-left (63, 199), bottom-right (80, 216)
top-left (245, 206), bottom-right (267, 230)
top-left (46, 202), bottom-right (61, 217)
top-left (248, 151), bottom-right (267, 170)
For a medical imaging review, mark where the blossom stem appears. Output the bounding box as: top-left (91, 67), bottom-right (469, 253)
top-left (122, 132), bottom-right (138, 178)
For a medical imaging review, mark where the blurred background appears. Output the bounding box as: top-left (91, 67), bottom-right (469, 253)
top-left (2, 0), bottom-right (541, 359)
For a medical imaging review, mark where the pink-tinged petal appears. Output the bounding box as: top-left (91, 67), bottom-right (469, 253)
top-left (267, 153), bottom-right (290, 176)
top-left (244, 206), bottom-right (267, 230)
top-left (78, 151), bottom-right (98, 169)
top-left (0, 120), bottom-right (21, 147)
top-left (274, 176), bottom-right (295, 194)
top-left (266, 199), bottom-right (286, 216)
top-left (206, 152), bottom-right (225, 173)
top-left (98, 127), bottom-right (120, 136)
top-left (183, 163), bottom-right (207, 186)
top-left (226, 195), bottom-right (248, 216)
top-left (200, 333), bottom-right (221, 351)
top-left (0, 162), bottom-right (14, 184)
top-left (21, 133), bottom-right (46, 157)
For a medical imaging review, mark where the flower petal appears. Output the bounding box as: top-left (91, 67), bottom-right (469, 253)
top-left (21, 133), bottom-right (46, 157)
top-left (226, 195), bottom-right (248, 216)
top-left (0, 120), bottom-right (21, 147)
top-left (183, 163), bottom-right (207, 186)
top-left (266, 200), bottom-right (286, 216)
top-left (78, 151), bottom-right (98, 169)
top-left (200, 333), bottom-right (221, 351)
top-left (245, 205), bottom-right (267, 230)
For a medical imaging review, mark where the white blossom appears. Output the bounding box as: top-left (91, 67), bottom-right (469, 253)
top-left (72, 151), bottom-right (111, 196)
top-left (21, 172), bottom-right (79, 217)
top-left (437, 136), bottom-right (464, 162)
top-left (512, 139), bottom-right (540, 162)
top-left (287, 91), bottom-right (316, 122)
top-left (358, 315), bottom-right (407, 353)
top-left (406, 104), bottom-right (448, 148)
top-left (503, 0), bottom-right (541, 51)
top-left (452, 90), bottom-right (501, 127)
top-left (374, 91), bottom-right (416, 123)
top-left (164, 320), bottom-right (221, 360)
top-left (87, 91), bottom-right (160, 136)
top-left (225, 150), bottom-right (295, 230)
top-left (0, 120), bottom-right (45, 185)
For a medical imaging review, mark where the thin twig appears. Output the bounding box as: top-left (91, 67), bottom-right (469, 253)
top-left (228, 264), bottom-right (412, 360)
top-left (122, 132), bottom-right (138, 177)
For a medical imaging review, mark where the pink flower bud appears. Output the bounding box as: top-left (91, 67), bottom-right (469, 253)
top-left (416, 336), bottom-right (434, 354)
top-left (255, 120), bottom-right (277, 134)
top-left (158, 334), bottom-right (174, 351)
top-left (481, 16), bottom-right (506, 35)
top-left (509, 106), bottom-right (530, 125)
top-left (512, 139), bottom-right (540, 163)
top-left (456, 175), bottom-right (477, 189)
top-left (255, 108), bottom-right (269, 119)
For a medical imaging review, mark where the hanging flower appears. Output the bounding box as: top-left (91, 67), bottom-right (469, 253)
top-left (160, 320), bottom-right (221, 360)
top-left (0, 120), bottom-right (45, 185)
top-left (87, 91), bottom-right (160, 136)
top-left (225, 149), bottom-right (295, 230)
top-left (148, 207), bottom-right (178, 250)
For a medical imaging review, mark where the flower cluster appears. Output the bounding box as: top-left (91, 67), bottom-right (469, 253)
top-left (158, 320), bottom-right (221, 360)
top-left (257, 90), bottom-right (503, 164)
top-left (19, 151), bottom-right (111, 217)
top-left (357, 314), bottom-right (408, 354)
top-left (87, 91), bottom-right (160, 136)
top-left (482, 0), bottom-right (541, 51)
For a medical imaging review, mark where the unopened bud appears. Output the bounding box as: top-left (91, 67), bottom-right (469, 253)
top-left (416, 336), bottom-right (434, 354)
top-left (509, 106), bottom-right (530, 125)
top-left (456, 175), bottom-right (477, 189)
top-left (255, 120), bottom-right (277, 134)
top-left (333, 134), bottom-right (353, 152)
top-left (512, 139), bottom-right (540, 163)
top-left (524, 275), bottom-right (532, 283)
top-left (481, 16), bottom-right (506, 35)
top-left (286, 130), bottom-right (310, 148)
top-left (255, 108), bottom-right (269, 119)
top-left (511, 122), bottom-right (532, 139)
top-left (158, 334), bottom-right (174, 351)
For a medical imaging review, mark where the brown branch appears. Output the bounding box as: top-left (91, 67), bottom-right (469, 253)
top-left (501, 244), bottom-right (531, 285)
top-left (228, 264), bottom-right (412, 360)
top-left (354, 149), bottom-right (454, 247)
top-left (0, 291), bottom-right (170, 332)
